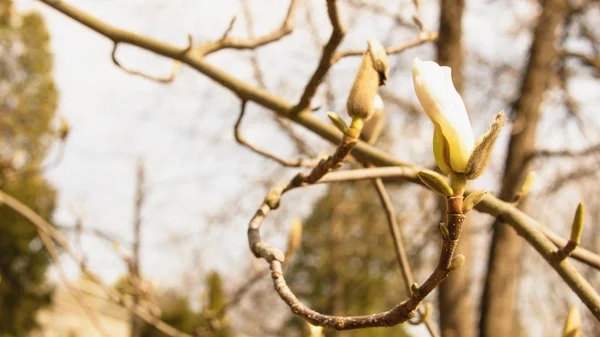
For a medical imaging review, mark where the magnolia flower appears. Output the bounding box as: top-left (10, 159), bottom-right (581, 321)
top-left (412, 58), bottom-right (474, 174)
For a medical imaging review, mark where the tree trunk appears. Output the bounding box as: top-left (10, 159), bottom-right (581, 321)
top-left (435, 1), bottom-right (476, 336)
top-left (479, 1), bottom-right (569, 336)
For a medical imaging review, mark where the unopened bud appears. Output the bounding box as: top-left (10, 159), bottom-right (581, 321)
top-left (465, 111), bottom-right (505, 180)
top-left (346, 40), bottom-right (389, 121)
top-left (514, 171), bottom-right (535, 202)
top-left (417, 170), bottom-right (453, 197)
top-left (562, 305), bottom-right (582, 337)
top-left (448, 254), bottom-right (465, 271)
top-left (327, 112), bottom-right (349, 135)
top-left (462, 190), bottom-right (487, 213)
top-left (570, 203), bottom-right (585, 246)
top-left (439, 223), bottom-right (450, 239)
top-left (410, 282), bottom-right (421, 297)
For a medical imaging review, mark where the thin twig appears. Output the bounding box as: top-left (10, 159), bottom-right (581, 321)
top-left (241, 0), bottom-right (314, 157)
top-left (111, 43), bottom-right (180, 83)
top-left (371, 177), bottom-right (439, 337)
top-left (234, 101), bottom-right (318, 167)
top-left (215, 268), bottom-right (269, 319)
top-left (198, 0), bottom-right (298, 56)
top-left (333, 32), bottom-right (438, 63)
top-left (294, 0), bottom-right (347, 113)
top-left (344, 0), bottom-right (415, 29)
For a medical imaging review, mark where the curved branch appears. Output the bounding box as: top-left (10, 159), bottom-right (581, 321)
top-left (234, 100), bottom-right (318, 167)
top-left (248, 171), bottom-right (466, 329)
top-left (111, 43), bottom-right (180, 83)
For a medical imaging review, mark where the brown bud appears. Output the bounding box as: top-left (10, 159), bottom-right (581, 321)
top-left (465, 111), bottom-right (505, 180)
top-left (346, 40), bottom-right (389, 120)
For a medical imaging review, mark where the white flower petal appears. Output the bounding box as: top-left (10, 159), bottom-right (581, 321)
top-left (412, 58), bottom-right (474, 173)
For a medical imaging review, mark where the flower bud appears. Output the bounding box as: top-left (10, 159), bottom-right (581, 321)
top-left (412, 58), bottom-right (474, 174)
top-left (347, 40), bottom-right (389, 121)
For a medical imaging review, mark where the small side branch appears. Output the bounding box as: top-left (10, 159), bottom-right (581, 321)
top-left (560, 50), bottom-right (600, 72)
top-left (333, 32), bottom-right (438, 63)
top-left (371, 177), bottom-right (439, 337)
top-left (111, 43), bottom-right (180, 83)
top-left (234, 101), bottom-right (318, 167)
top-left (198, 0), bottom-right (298, 56)
top-left (294, 0), bottom-right (347, 113)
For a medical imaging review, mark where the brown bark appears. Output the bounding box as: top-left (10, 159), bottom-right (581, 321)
top-left (479, 1), bottom-right (570, 336)
top-left (435, 1), bottom-right (475, 336)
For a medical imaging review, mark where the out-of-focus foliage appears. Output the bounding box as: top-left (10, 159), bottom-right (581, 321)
top-left (140, 290), bottom-right (202, 337)
top-left (141, 271), bottom-right (233, 337)
top-left (284, 181), bottom-right (412, 337)
top-left (0, 0), bottom-right (58, 335)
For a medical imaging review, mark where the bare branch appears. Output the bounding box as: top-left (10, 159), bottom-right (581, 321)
top-left (333, 32), bottom-right (438, 62)
top-left (249, 171), bottom-right (466, 329)
top-left (294, 0), bottom-right (347, 112)
top-left (197, 0), bottom-right (298, 56)
top-left (560, 50), bottom-right (600, 73)
top-left (345, 0), bottom-right (414, 28)
top-left (371, 177), bottom-right (439, 337)
top-left (532, 142), bottom-right (600, 160)
top-left (234, 101), bottom-right (318, 167)
top-left (111, 43), bottom-right (180, 83)
top-left (241, 0), bottom-right (315, 157)
top-left (220, 16), bottom-right (237, 40)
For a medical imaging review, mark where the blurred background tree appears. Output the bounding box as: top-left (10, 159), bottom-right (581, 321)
top-left (282, 127), bottom-right (417, 337)
top-left (140, 271), bottom-right (233, 337)
top-left (0, 0), bottom-right (58, 335)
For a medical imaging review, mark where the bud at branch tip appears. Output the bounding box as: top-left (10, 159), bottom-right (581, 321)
top-left (570, 203), bottom-right (584, 246)
top-left (327, 112), bottom-right (349, 135)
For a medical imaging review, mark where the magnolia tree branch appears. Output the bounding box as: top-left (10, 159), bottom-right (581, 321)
top-left (332, 32), bottom-right (438, 63)
top-left (37, 0), bottom-right (600, 322)
top-left (248, 161), bottom-right (467, 329)
top-left (197, 0), bottom-right (298, 56)
top-left (371, 178), bottom-right (439, 337)
top-left (294, 0), bottom-right (347, 112)
top-left (234, 101), bottom-right (318, 167)
top-left (111, 43), bottom-right (180, 83)
top-left (240, 0), bottom-right (315, 157)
